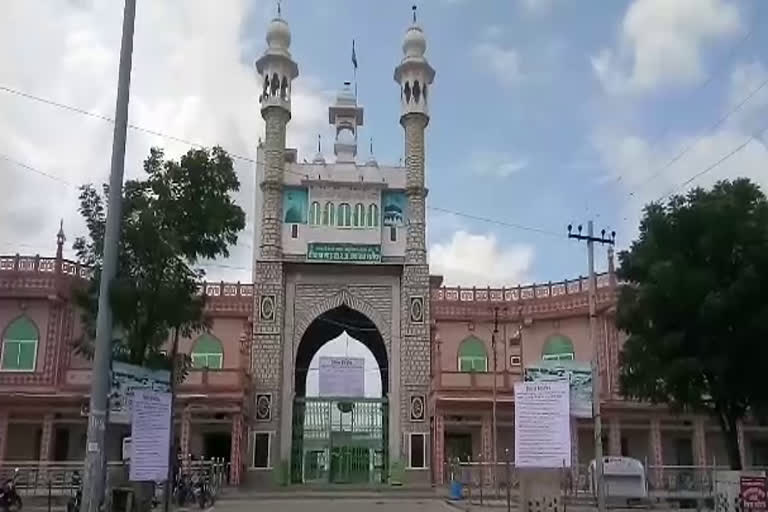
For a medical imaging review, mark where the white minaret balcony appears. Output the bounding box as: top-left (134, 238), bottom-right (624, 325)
top-left (394, 23), bottom-right (435, 119)
top-left (256, 16), bottom-right (299, 112)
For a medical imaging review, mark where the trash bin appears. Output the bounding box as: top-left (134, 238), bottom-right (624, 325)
top-left (450, 480), bottom-right (463, 500)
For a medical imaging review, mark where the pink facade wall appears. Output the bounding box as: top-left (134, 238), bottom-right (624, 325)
top-left (436, 315), bottom-right (593, 373)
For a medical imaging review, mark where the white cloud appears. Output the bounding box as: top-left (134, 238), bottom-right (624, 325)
top-left (429, 231), bottom-right (534, 287)
top-left (592, 0), bottom-right (741, 94)
top-left (0, 1), bottom-right (329, 282)
top-left (593, 60), bottom-right (768, 237)
top-left (472, 41), bottom-right (524, 86)
top-left (470, 150), bottom-right (528, 178)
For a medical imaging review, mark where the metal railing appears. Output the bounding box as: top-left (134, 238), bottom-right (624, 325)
top-left (0, 458), bottom-right (230, 498)
top-left (443, 459), bottom-right (735, 506)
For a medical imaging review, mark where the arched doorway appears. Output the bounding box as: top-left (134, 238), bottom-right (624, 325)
top-left (291, 305), bottom-right (389, 484)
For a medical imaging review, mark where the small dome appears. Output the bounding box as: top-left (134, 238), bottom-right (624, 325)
top-left (266, 17), bottom-right (291, 50)
top-left (336, 82), bottom-right (356, 105)
top-left (365, 155), bottom-right (378, 167)
top-left (313, 151), bottom-right (326, 164)
top-left (402, 25), bottom-right (426, 58)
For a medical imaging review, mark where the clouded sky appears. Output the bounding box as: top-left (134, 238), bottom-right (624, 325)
top-left (2, 0), bottom-right (767, 289)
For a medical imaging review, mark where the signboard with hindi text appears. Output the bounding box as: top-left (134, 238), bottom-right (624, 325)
top-left (319, 357), bottom-right (365, 397)
top-left (514, 380), bottom-right (571, 468)
top-left (129, 389), bottom-right (171, 482)
top-left (307, 243), bottom-right (381, 263)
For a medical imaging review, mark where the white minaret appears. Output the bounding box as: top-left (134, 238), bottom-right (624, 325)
top-left (394, 6), bottom-right (434, 264)
top-left (255, 10), bottom-right (298, 260)
top-left (393, 5), bottom-right (435, 469)
top-left (329, 81), bottom-right (364, 163)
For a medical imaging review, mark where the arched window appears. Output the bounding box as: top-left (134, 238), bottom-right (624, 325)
top-left (309, 201), bottom-right (321, 225)
top-left (457, 336), bottom-right (488, 373)
top-left (1, 316), bottom-right (39, 371)
top-left (191, 334), bottom-right (224, 369)
top-left (323, 202), bottom-right (335, 226)
top-left (541, 334), bottom-right (575, 361)
top-left (353, 203), bottom-right (365, 227)
top-left (338, 203), bottom-right (352, 227)
top-left (368, 204), bottom-right (379, 227)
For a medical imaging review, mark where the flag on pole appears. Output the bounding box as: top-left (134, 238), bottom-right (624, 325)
top-left (352, 39), bottom-right (358, 69)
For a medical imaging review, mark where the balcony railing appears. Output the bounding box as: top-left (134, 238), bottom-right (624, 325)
top-left (64, 367), bottom-right (248, 392)
top-left (436, 371), bottom-right (519, 390)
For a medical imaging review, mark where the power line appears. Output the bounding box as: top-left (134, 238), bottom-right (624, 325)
top-left (628, 75), bottom-right (768, 197)
top-left (594, 8), bottom-right (762, 193)
top-left (428, 206), bottom-right (565, 238)
top-left (0, 153), bottom-right (77, 188)
top-left (656, 125), bottom-right (767, 202)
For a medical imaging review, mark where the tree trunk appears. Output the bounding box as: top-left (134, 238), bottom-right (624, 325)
top-left (716, 409), bottom-right (743, 470)
top-left (725, 417), bottom-right (743, 470)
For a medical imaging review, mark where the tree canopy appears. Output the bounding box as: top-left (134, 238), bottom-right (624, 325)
top-left (73, 146), bottom-right (246, 372)
top-left (617, 178), bottom-right (768, 469)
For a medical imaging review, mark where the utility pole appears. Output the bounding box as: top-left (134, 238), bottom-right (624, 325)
top-left (567, 221), bottom-right (615, 512)
top-left (81, 1), bottom-right (136, 511)
top-left (491, 306), bottom-right (499, 473)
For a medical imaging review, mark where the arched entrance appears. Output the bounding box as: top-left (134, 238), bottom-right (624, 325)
top-left (291, 305), bottom-right (389, 484)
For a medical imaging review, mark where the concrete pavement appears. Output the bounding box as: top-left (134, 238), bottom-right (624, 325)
top-left (212, 498), bottom-right (457, 511)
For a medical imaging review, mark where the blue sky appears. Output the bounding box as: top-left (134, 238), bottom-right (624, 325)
top-left (1, 0), bottom-right (767, 287)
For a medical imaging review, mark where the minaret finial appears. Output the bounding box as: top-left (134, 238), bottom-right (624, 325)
top-left (369, 138), bottom-right (374, 155)
top-left (412, 5), bottom-right (417, 23)
top-left (277, 0), bottom-right (281, 17)
top-left (317, 134), bottom-right (321, 153)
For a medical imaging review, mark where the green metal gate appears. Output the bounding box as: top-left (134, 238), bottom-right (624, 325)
top-left (291, 397), bottom-right (388, 484)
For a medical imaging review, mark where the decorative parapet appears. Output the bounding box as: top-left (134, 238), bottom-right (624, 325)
top-left (0, 255), bottom-right (92, 279)
top-left (431, 272), bottom-right (613, 303)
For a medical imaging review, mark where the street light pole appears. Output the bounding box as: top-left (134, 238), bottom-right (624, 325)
top-left (567, 221), bottom-right (615, 512)
top-left (81, 1), bottom-right (136, 511)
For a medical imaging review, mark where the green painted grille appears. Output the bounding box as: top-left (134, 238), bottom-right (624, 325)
top-left (291, 397), bottom-right (388, 484)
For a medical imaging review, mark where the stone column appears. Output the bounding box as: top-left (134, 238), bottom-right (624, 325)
top-left (481, 414), bottom-right (493, 484)
top-left (434, 413), bottom-right (445, 484)
top-left (399, 112), bottom-right (432, 482)
top-left (180, 407), bottom-right (191, 466)
top-left (0, 411), bottom-right (8, 466)
top-left (39, 414), bottom-right (54, 463)
top-left (229, 414), bottom-right (244, 486)
top-left (570, 417), bottom-right (580, 490)
top-left (693, 416), bottom-right (707, 486)
top-left (649, 418), bottom-right (663, 485)
top-left (608, 417), bottom-right (621, 456)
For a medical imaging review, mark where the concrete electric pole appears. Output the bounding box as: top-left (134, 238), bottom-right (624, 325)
top-left (567, 221), bottom-right (615, 512)
top-left (81, 1), bottom-right (136, 511)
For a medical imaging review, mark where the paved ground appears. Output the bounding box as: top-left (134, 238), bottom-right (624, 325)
top-left (213, 498), bottom-right (456, 512)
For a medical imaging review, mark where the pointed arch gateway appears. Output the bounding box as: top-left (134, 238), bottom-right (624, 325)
top-left (291, 289), bottom-right (390, 484)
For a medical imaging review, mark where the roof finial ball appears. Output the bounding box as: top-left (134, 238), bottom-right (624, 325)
top-left (412, 4), bottom-right (417, 23)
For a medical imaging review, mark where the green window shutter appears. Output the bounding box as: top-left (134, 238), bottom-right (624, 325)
top-left (2, 342), bottom-right (21, 370)
top-left (191, 354), bottom-right (207, 369)
top-left (459, 358), bottom-right (473, 372)
top-left (541, 334), bottom-right (575, 360)
top-left (18, 342), bottom-right (36, 370)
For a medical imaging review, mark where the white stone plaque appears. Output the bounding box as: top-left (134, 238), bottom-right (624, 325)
top-left (129, 389), bottom-right (171, 482)
top-left (514, 380), bottom-right (571, 468)
top-left (319, 357), bottom-right (365, 397)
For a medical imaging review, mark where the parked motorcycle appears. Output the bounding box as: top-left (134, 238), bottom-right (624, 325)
top-left (66, 472), bottom-right (81, 512)
top-left (0, 468), bottom-right (23, 512)
top-left (193, 475), bottom-right (214, 509)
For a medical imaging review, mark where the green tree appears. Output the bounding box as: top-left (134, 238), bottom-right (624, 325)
top-left (617, 178), bottom-right (768, 469)
top-left (73, 146), bottom-right (246, 372)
